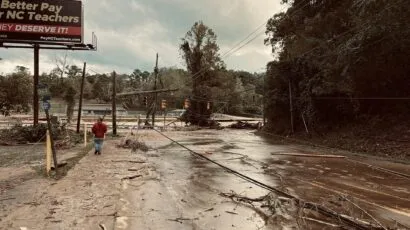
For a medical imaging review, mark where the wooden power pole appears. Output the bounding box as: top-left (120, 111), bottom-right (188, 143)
top-left (33, 44), bottom-right (39, 126)
top-left (44, 103), bottom-right (58, 174)
top-left (152, 53), bottom-right (159, 127)
top-left (76, 62), bottom-right (86, 133)
top-left (112, 71), bottom-right (117, 135)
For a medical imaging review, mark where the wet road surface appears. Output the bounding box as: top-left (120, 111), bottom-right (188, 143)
top-left (1, 129), bottom-right (409, 229)
top-left (147, 129), bottom-right (410, 229)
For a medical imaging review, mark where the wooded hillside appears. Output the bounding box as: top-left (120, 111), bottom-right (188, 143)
top-left (264, 0), bottom-right (410, 134)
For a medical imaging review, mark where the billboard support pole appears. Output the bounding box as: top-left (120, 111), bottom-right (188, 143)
top-left (33, 44), bottom-right (39, 126)
top-left (112, 71), bottom-right (117, 136)
top-left (152, 53), bottom-right (159, 128)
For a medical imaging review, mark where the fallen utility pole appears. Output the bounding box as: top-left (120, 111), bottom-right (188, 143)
top-left (76, 62), bottom-right (87, 133)
top-left (112, 71), bottom-right (117, 136)
top-left (116, 88), bottom-right (179, 97)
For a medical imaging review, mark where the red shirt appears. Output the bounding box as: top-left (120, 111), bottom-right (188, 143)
top-left (92, 122), bottom-right (107, 138)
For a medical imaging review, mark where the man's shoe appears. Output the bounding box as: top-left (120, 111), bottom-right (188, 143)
top-left (94, 150), bottom-right (97, 155)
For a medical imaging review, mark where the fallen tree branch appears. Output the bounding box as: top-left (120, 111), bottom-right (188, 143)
top-left (167, 217), bottom-right (198, 224)
top-left (225, 211), bottom-right (239, 215)
top-left (121, 175), bottom-right (142, 180)
top-left (344, 196), bottom-right (387, 230)
top-left (204, 207), bottom-right (214, 212)
top-left (271, 153), bottom-right (346, 158)
top-left (112, 160), bottom-right (146, 164)
top-left (302, 217), bottom-right (340, 227)
top-left (220, 191), bottom-right (384, 230)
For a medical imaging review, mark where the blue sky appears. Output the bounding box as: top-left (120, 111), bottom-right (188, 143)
top-left (0, 0), bottom-right (283, 75)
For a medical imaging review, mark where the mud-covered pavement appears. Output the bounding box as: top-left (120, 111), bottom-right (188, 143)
top-left (0, 129), bottom-right (409, 229)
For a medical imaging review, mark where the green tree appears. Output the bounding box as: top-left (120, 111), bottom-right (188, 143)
top-left (92, 74), bottom-right (111, 103)
top-left (64, 86), bottom-right (77, 123)
top-left (180, 21), bottom-right (225, 125)
top-left (0, 66), bottom-right (32, 115)
top-left (264, 0), bottom-right (410, 133)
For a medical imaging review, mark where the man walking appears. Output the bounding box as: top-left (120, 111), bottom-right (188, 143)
top-left (92, 117), bottom-right (107, 155)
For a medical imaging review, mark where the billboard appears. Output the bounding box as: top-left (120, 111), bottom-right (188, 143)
top-left (0, 0), bottom-right (83, 44)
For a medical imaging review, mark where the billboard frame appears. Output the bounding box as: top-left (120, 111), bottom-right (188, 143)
top-left (0, 0), bottom-right (97, 125)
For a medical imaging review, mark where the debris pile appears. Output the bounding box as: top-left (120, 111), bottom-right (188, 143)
top-left (117, 139), bottom-right (149, 152)
top-left (228, 121), bottom-right (262, 129)
top-left (220, 191), bottom-right (387, 229)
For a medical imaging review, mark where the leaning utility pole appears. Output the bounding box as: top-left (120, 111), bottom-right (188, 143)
top-left (112, 71), bottom-right (117, 135)
top-left (76, 62), bottom-right (87, 133)
top-left (152, 53), bottom-right (159, 127)
top-left (44, 104), bottom-right (58, 174)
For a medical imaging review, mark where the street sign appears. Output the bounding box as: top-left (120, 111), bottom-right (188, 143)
top-left (42, 101), bottom-right (51, 111)
top-left (184, 99), bottom-right (190, 109)
top-left (38, 83), bottom-right (51, 102)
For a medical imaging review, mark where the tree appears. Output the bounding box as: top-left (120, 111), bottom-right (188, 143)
top-left (64, 86), bottom-right (77, 123)
top-left (92, 74), bottom-right (111, 103)
top-left (0, 66), bottom-right (32, 115)
top-left (264, 0), bottom-right (410, 133)
top-left (180, 21), bottom-right (225, 126)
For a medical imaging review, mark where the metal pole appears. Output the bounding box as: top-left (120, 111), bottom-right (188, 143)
top-left (45, 108), bottom-right (58, 174)
top-left (76, 62), bottom-right (86, 133)
top-left (33, 44), bottom-right (39, 125)
top-left (84, 123), bottom-right (87, 147)
top-left (288, 78), bottom-right (294, 134)
top-left (163, 108), bottom-right (166, 130)
top-left (112, 71), bottom-right (117, 135)
top-left (152, 53), bottom-right (159, 127)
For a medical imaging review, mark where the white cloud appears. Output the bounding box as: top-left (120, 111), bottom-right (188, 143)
top-left (0, 0), bottom-right (283, 74)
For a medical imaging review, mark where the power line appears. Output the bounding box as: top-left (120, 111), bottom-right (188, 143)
top-left (186, 0), bottom-right (314, 85)
top-left (221, 0), bottom-right (313, 59)
top-left (302, 97), bottom-right (410, 100)
top-left (193, 0), bottom-right (406, 104)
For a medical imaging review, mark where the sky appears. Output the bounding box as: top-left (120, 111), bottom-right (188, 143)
top-left (0, 0), bottom-right (283, 75)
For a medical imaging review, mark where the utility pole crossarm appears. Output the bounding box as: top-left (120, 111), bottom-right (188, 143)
top-left (116, 88), bottom-right (179, 97)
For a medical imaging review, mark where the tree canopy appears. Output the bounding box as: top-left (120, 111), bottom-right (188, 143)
top-left (264, 0), bottom-right (410, 133)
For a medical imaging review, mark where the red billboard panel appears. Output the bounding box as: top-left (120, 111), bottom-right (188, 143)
top-left (0, 0), bottom-right (83, 44)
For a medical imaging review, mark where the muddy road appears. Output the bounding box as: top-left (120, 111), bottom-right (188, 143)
top-left (151, 129), bottom-right (410, 229)
top-left (0, 129), bottom-right (409, 229)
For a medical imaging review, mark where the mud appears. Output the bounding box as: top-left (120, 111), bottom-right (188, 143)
top-left (157, 129), bottom-right (410, 228)
top-left (0, 129), bottom-right (409, 229)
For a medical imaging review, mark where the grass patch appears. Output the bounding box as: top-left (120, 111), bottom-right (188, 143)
top-left (55, 144), bottom-right (93, 179)
top-left (32, 143), bottom-right (93, 179)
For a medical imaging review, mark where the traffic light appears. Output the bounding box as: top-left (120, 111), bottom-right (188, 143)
top-left (161, 100), bottom-right (167, 109)
top-left (184, 98), bottom-right (190, 109)
top-left (143, 96), bottom-right (148, 107)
